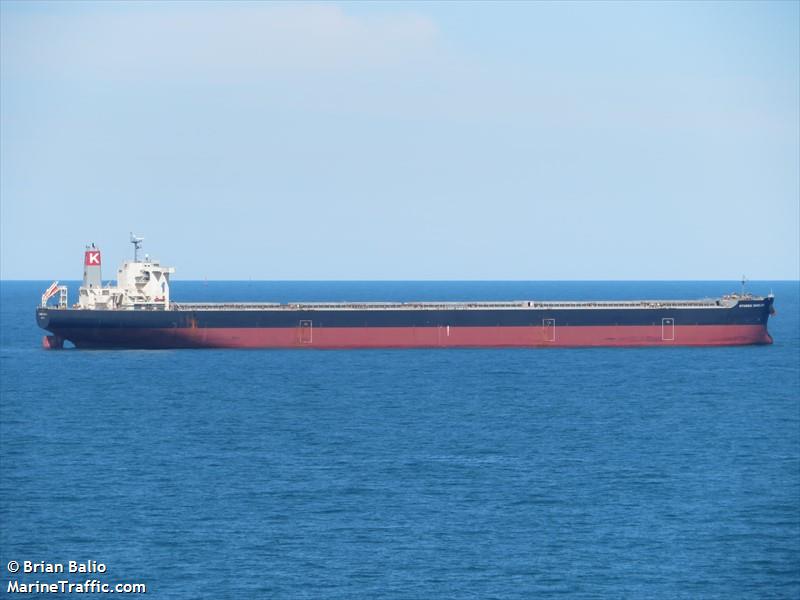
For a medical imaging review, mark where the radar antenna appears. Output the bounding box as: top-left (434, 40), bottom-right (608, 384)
top-left (130, 233), bottom-right (144, 262)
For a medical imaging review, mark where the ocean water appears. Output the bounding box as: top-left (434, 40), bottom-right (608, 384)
top-left (1, 280), bottom-right (798, 599)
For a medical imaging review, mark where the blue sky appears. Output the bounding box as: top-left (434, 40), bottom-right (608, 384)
top-left (1, 1), bottom-right (798, 280)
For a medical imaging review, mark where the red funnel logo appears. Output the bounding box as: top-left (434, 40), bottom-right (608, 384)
top-left (85, 251), bottom-right (101, 266)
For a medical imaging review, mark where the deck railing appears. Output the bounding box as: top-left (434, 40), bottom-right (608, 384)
top-left (170, 299), bottom-right (735, 311)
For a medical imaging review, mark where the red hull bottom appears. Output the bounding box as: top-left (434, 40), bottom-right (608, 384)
top-left (42, 335), bottom-right (64, 350)
top-left (64, 324), bottom-right (773, 349)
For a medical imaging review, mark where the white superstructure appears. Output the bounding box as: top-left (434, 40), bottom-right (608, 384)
top-left (75, 235), bottom-right (175, 310)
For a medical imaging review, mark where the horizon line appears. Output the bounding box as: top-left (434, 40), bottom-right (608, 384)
top-left (2, 278), bottom-right (798, 283)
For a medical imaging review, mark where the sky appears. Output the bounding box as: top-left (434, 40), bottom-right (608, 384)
top-left (1, 1), bottom-right (798, 280)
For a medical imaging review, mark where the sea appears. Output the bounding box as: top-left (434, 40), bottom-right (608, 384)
top-left (1, 280), bottom-right (798, 599)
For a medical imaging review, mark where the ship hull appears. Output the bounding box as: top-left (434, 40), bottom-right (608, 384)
top-left (36, 299), bottom-right (774, 349)
top-left (44, 324), bottom-right (771, 349)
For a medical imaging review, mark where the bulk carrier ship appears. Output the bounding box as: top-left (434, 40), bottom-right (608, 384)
top-left (36, 237), bottom-right (775, 349)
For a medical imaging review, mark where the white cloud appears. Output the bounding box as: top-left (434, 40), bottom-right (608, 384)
top-left (2, 3), bottom-right (440, 80)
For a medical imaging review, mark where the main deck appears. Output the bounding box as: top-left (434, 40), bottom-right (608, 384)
top-left (169, 297), bottom-right (745, 312)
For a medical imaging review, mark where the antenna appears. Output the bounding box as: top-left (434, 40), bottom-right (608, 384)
top-left (130, 233), bottom-right (144, 262)
top-left (741, 275), bottom-right (748, 297)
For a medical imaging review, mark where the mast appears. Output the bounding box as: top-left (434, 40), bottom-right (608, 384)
top-left (130, 233), bottom-right (144, 262)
